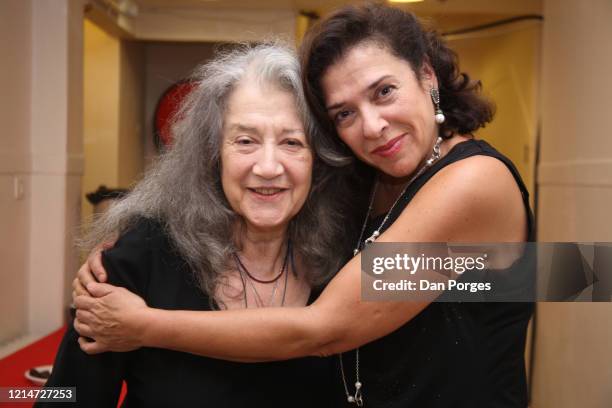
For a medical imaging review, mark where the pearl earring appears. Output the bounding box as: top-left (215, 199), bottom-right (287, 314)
top-left (430, 87), bottom-right (445, 124)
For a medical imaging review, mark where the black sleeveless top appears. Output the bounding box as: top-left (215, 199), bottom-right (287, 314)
top-left (335, 140), bottom-right (534, 408)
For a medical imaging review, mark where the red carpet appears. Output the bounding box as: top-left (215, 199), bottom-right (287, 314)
top-left (0, 326), bottom-right (126, 407)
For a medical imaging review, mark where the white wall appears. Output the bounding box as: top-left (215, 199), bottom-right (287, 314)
top-left (533, 0), bottom-right (612, 407)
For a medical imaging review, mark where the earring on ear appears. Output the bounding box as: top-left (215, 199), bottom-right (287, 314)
top-left (430, 87), bottom-right (445, 124)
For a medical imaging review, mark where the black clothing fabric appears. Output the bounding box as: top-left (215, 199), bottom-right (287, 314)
top-left (334, 140), bottom-right (534, 408)
top-left (38, 219), bottom-right (334, 408)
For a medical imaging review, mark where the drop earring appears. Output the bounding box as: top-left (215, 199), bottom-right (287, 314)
top-left (430, 87), bottom-right (445, 124)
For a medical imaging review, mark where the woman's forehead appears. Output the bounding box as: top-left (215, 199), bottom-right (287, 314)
top-left (227, 82), bottom-right (296, 112)
top-left (223, 83), bottom-right (304, 132)
top-left (321, 44), bottom-right (413, 105)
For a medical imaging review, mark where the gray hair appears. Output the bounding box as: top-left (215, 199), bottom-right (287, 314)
top-left (81, 42), bottom-right (353, 299)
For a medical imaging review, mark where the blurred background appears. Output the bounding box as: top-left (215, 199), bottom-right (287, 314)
top-left (0, 0), bottom-right (610, 406)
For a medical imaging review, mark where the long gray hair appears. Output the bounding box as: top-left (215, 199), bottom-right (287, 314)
top-left (81, 42), bottom-right (354, 298)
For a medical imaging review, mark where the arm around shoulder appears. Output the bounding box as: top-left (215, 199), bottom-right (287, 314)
top-left (94, 162), bottom-right (527, 361)
top-left (273, 154), bottom-right (528, 356)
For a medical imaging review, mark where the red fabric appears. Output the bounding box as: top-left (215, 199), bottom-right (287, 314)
top-left (0, 326), bottom-right (126, 407)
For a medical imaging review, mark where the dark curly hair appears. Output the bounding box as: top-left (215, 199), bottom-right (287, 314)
top-left (300, 2), bottom-right (494, 150)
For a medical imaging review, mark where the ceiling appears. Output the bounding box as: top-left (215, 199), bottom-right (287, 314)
top-left (94, 0), bottom-right (542, 41)
top-left (128, 0), bottom-right (542, 33)
top-left (133, 0), bottom-right (542, 17)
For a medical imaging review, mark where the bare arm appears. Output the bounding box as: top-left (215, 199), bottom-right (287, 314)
top-left (140, 254), bottom-right (429, 361)
top-left (76, 156), bottom-right (527, 360)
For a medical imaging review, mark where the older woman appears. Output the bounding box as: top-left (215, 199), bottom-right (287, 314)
top-left (73, 4), bottom-right (533, 407)
top-left (38, 43), bottom-right (353, 407)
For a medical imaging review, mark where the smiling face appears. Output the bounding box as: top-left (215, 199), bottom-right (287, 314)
top-left (321, 42), bottom-right (439, 179)
top-left (220, 80), bottom-right (313, 234)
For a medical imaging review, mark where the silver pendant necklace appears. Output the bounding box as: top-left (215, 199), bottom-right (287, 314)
top-left (340, 136), bottom-right (443, 406)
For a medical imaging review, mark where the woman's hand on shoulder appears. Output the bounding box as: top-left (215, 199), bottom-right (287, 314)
top-left (72, 240), bottom-right (115, 301)
top-left (74, 282), bottom-right (149, 354)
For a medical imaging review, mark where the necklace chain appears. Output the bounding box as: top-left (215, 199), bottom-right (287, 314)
top-left (340, 136), bottom-right (443, 406)
top-left (356, 136), bottom-right (443, 252)
top-left (244, 270), bottom-right (282, 307)
top-left (234, 245), bottom-right (289, 284)
top-left (234, 242), bottom-right (291, 308)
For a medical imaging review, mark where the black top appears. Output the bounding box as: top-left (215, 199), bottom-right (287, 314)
top-left (38, 219), bottom-right (334, 408)
top-left (334, 140), bottom-right (534, 408)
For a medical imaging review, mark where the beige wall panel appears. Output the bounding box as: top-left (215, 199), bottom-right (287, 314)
top-left (532, 303), bottom-right (612, 408)
top-left (27, 175), bottom-right (67, 334)
top-left (82, 19), bottom-right (120, 222)
top-left (118, 40), bottom-right (145, 187)
top-left (0, 0), bottom-right (31, 345)
top-left (539, 1), bottom-right (612, 165)
top-left (0, 0), bottom-right (31, 162)
top-left (0, 0), bottom-right (83, 341)
top-left (534, 0), bottom-right (612, 407)
top-left (448, 22), bottom-right (541, 197)
top-left (28, 0), bottom-right (84, 335)
top-left (130, 8), bottom-right (296, 43)
top-left (538, 186), bottom-right (612, 242)
top-left (0, 175), bottom-right (29, 344)
top-left (67, 2), bottom-right (85, 158)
